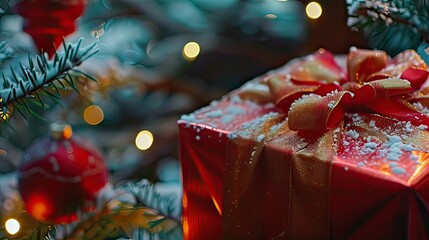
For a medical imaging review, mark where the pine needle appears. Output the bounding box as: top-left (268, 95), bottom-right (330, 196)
top-left (0, 38), bottom-right (99, 123)
top-left (347, 0), bottom-right (429, 55)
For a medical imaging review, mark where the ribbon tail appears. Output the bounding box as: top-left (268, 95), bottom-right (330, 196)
top-left (366, 98), bottom-right (429, 126)
top-left (353, 78), bottom-right (413, 104)
top-left (223, 115), bottom-right (286, 238)
top-left (401, 67), bottom-right (429, 91)
top-left (287, 128), bottom-right (335, 239)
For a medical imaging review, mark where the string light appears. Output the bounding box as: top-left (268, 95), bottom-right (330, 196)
top-left (0, 98), bottom-right (10, 121)
top-left (182, 42), bottom-right (200, 61)
top-left (135, 130), bottom-right (154, 150)
top-left (305, 2), bottom-right (322, 20)
top-left (63, 124), bottom-right (73, 139)
top-left (5, 218), bottom-right (20, 235)
top-left (265, 14), bottom-right (277, 19)
top-left (83, 105), bottom-right (104, 125)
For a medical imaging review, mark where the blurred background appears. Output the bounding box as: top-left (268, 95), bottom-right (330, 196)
top-left (0, 0), bottom-right (367, 184)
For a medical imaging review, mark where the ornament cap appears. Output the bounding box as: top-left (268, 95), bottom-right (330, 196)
top-left (50, 122), bottom-right (73, 140)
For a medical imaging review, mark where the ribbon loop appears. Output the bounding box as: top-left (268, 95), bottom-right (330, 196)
top-left (347, 49), bottom-right (388, 83)
top-left (266, 74), bottom-right (318, 111)
top-left (401, 68), bottom-right (429, 91)
top-left (288, 91), bottom-right (352, 131)
top-left (289, 49), bottom-right (344, 84)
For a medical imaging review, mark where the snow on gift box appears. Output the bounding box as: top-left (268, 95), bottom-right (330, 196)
top-left (178, 48), bottom-right (429, 240)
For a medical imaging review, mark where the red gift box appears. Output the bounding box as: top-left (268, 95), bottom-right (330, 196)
top-left (178, 48), bottom-right (429, 239)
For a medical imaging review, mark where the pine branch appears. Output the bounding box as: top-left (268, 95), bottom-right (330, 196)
top-left (120, 179), bottom-right (181, 220)
top-left (348, 1), bottom-right (429, 37)
top-left (0, 39), bottom-right (99, 123)
top-left (64, 204), bottom-right (180, 239)
top-left (346, 0), bottom-right (429, 54)
top-left (62, 180), bottom-right (182, 239)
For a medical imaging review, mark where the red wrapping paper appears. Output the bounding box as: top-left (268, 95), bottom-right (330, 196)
top-left (179, 96), bottom-right (276, 239)
top-left (178, 49), bottom-right (429, 239)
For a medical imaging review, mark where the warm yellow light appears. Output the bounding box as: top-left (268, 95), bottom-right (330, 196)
top-left (0, 98), bottom-right (10, 121)
top-left (5, 218), bottom-right (20, 235)
top-left (182, 42), bottom-right (200, 61)
top-left (306, 2), bottom-right (322, 19)
top-left (408, 151), bottom-right (429, 184)
top-left (135, 130), bottom-right (154, 150)
top-left (1, 111), bottom-right (10, 121)
top-left (62, 124), bottom-right (73, 139)
top-left (83, 105), bottom-right (104, 125)
top-left (265, 13), bottom-right (277, 19)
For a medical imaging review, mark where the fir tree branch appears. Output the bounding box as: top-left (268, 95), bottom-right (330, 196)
top-left (119, 179), bottom-right (181, 221)
top-left (63, 180), bottom-right (182, 239)
top-left (64, 203), bottom-right (180, 239)
top-left (348, 2), bottom-right (429, 40)
top-left (347, 0), bottom-right (429, 42)
top-left (0, 39), bottom-right (99, 122)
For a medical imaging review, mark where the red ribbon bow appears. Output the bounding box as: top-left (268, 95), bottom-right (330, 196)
top-left (265, 48), bottom-right (429, 131)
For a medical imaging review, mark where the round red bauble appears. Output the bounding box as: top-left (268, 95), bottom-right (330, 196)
top-left (18, 123), bottom-right (108, 224)
top-left (15, 0), bottom-right (86, 57)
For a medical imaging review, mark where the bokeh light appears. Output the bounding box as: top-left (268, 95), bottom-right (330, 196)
top-left (62, 124), bottom-right (73, 139)
top-left (0, 98), bottom-right (10, 121)
top-left (182, 42), bottom-right (200, 61)
top-left (30, 201), bottom-right (49, 221)
top-left (135, 130), bottom-right (154, 150)
top-left (265, 13), bottom-right (277, 19)
top-left (5, 218), bottom-right (20, 235)
top-left (305, 2), bottom-right (322, 19)
top-left (0, 111), bottom-right (10, 121)
top-left (83, 105), bottom-right (104, 125)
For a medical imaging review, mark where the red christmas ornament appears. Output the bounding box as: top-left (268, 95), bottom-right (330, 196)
top-left (18, 122), bottom-right (108, 224)
top-left (15, 0), bottom-right (86, 57)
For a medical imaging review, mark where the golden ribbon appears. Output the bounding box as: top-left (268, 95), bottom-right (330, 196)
top-left (265, 49), bottom-right (429, 131)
